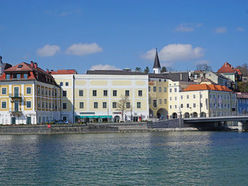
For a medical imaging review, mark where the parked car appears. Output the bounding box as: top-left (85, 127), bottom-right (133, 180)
top-left (55, 120), bottom-right (69, 124)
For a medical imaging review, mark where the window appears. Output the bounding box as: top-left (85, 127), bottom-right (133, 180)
top-left (181, 104), bottom-right (183, 108)
top-left (125, 90), bottom-right (129, 96)
top-left (187, 95), bottom-right (189, 99)
top-left (175, 105), bottom-right (177, 108)
top-left (79, 90), bottom-right (83, 96)
top-left (26, 87), bottom-right (31, 94)
top-left (6, 74), bottom-right (10, 80)
top-left (153, 100), bottom-right (157, 108)
top-left (170, 97), bottom-right (172, 101)
top-left (60, 82), bottom-right (63, 86)
top-left (63, 103), bottom-right (67, 109)
top-left (26, 101), bottom-right (31, 108)
top-left (93, 90), bottom-right (97, 96)
top-left (174, 88), bottom-right (177, 92)
top-left (94, 102), bottom-right (98, 108)
top-left (193, 103), bottom-right (196, 108)
top-left (187, 104), bottom-right (189, 108)
top-left (170, 105), bottom-right (172, 109)
top-left (149, 86), bottom-right (151, 92)
top-left (164, 99), bottom-right (167, 104)
top-left (63, 91), bottom-right (67, 97)
top-left (193, 94), bottom-right (196, 99)
top-left (159, 99), bottom-right (162, 104)
top-left (65, 82), bottom-right (69, 86)
top-left (103, 102), bottom-right (107, 108)
top-left (80, 102), bottom-right (84, 109)
top-left (24, 74), bottom-right (28, 79)
top-left (17, 74), bottom-right (21, 79)
top-left (175, 97), bottom-right (177, 101)
top-left (159, 87), bottom-right (162, 92)
top-left (138, 90), bottom-right (142, 96)
top-left (137, 102), bottom-right (141, 108)
top-left (2, 88), bottom-right (6, 95)
top-left (126, 102), bottom-right (130, 108)
top-left (103, 90), bottom-right (108, 96)
top-left (164, 87), bottom-right (167, 92)
top-left (153, 87), bottom-right (156, 92)
top-left (113, 90), bottom-right (117, 96)
top-left (1, 101), bottom-right (6, 109)
top-left (112, 102), bottom-right (117, 108)
top-left (181, 95), bottom-right (183, 100)
top-left (170, 88), bottom-right (172, 92)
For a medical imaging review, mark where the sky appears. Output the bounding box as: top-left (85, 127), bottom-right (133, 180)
top-left (0, 0), bottom-right (248, 73)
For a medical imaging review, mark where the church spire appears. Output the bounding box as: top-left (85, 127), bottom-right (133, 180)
top-left (153, 48), bottom-right (161, 74)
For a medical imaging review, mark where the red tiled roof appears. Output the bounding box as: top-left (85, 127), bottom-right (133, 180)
top-left (217, 62), bottom-right (242, 75)
top-left (184, 84), bottom-right (232, 92)
top-left (0, 61), bottom-right (58, 86)
top-left (50, 69), bottom-right (77, 74)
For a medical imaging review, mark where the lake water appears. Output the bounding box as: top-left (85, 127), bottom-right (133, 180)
top-left (0, 132), bottom-right (248, 185)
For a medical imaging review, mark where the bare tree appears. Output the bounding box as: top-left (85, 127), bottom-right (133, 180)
top-left (117, 95), bottom-right (130, 121)
top-left (196, 63), bottom-right (212, 71)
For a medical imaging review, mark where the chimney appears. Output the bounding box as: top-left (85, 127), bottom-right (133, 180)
top-left (34, 63), bottom-right (38, 68)
top-left (0, 56), bottom-right (2, 63)
top-left (30, 61), bottom-right (34, 68)
top-left (46, 69), bottom-right (49, 73)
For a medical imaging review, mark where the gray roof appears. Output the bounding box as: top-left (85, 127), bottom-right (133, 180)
top-left (153, 49), bottom-right (161, 69)
top-left (86, 70), bottom-right (147, 75)
top-left (149, 72), bottom-right (190, 81)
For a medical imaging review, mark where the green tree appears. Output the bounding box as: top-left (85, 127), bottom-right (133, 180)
top-left (144, 66), bottom-right (149, 74)
top-left (161, 66), bottom-right (167, 73)
top-left (135, 67), bottom-right (141, 72)
top-left (237, 82), bottom-right (248, 92)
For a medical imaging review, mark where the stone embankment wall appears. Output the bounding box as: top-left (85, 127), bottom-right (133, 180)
top-left (0, 120), bottom-right (196, 135)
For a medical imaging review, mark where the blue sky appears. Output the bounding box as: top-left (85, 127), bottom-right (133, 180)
top-left (0, 0), bottom-right (248, 73)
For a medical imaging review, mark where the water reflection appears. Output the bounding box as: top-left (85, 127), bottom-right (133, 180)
top-left (0, 132), bottom-right (248, 185)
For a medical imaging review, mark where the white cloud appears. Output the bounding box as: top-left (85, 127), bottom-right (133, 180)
top-left (37, 44), bottom-right (60, 57)
top-left (66, 43), bottom-right (102, 56)
top-left (90, 64), bottom-right (120, 70)
top-left (175, 23), bottom-right (202, 32)
top-left (215, 27), bottom-right (227, 33)
top-left (142, 44), bottom-right (204, 62)
top-left (236, 27), bottom-right (245, 32)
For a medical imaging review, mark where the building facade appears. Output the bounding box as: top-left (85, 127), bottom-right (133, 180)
top-left (52, 70), bottom-right (149, 123)
top-left (168, 84), bottom-right (237, 118)
top-left (148, 77), bottom-right (168, 119)
top-left (236, 92), bottom-right (248, 115)
top-left (0, 62), bottom-right (61, 124)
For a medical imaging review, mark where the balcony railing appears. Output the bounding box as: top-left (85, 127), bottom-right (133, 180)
top-left (9, 109), bottom-right (23, 116)
top-left (9, 93), bottom-right (23, 99)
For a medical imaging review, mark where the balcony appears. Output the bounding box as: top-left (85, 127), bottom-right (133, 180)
top-left (9, 109), bottom-right (23, 116)
top-left (9, 93), bottom-right (22, 101)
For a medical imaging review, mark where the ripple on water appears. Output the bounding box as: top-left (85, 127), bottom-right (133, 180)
top-left (0, 132), bottom-right (248, 185)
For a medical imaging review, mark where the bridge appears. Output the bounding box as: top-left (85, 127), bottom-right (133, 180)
top-left (183, 115), bottom-right (248, 131)
top-left (183, 116), bottom-right (248, 123)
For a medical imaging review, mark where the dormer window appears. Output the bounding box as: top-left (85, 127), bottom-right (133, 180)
top-left (18, 65), bottom-right (23, 68)
top-left (24, 74), bottom-right (28, 79)
top-left (6, 74), bottom-right (10, 80)
top-left (17, 74), bottom-right (21, 79)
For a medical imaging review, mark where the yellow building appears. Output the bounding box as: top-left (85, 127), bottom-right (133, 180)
top-left (0, 61), bottom-right (61, 124)
top-left (52, 70), bottom-right (149, 123)
top-left (148, 77), bottom-right (168, 119)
